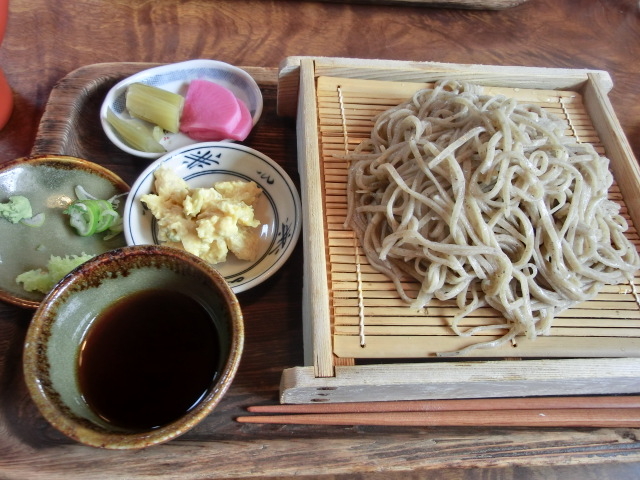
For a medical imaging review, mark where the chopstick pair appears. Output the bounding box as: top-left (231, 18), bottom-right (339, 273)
top-left (236, 396), bottom-right (640, 427)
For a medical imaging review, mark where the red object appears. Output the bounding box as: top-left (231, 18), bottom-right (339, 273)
top-left (0, 0), bottom-right (12, 130)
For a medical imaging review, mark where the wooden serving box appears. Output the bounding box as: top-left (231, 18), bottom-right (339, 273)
top-left (276, 56), bottom-right (640, 404)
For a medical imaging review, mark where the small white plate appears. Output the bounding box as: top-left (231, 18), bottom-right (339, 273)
top-left (123, 142), bottom-right (301, 293)
top-left (100, 59), bottom-right (263, 159)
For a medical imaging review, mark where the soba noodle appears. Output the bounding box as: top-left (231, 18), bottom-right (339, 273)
top-left (345, 80), bottom-right (640, 356)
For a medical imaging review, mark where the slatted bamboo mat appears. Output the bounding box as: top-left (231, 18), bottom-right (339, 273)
top-left (315, 75), bottom-right (640, 359)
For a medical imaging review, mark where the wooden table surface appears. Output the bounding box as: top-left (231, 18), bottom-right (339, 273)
top-left (1, 0), bottom-right (640, 478)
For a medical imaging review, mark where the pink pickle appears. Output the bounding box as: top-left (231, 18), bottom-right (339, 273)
top-left (229, 97), bottom-right (253, 141)
top-left (180, 79), bottom-right (244, 141)
top-left (184, 97), bottom-right (252, 141)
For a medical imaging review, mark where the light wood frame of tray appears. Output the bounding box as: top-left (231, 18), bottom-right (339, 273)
top-left (277, 56), bottom-right (640, 404)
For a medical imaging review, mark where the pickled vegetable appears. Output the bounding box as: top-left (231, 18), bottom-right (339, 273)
top-left (125, 83), bottom-right (184, 133)
top-left (106, 108), bottom-right (166, 153)
top-left (180, 79), bottom-right (253, 141)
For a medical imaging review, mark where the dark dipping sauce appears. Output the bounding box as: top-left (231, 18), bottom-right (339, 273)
top-left (77, 289), bottom-right (221, 431)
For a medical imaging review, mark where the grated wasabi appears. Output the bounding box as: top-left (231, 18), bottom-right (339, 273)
top-left (0, 195), bottom-right (33, 223)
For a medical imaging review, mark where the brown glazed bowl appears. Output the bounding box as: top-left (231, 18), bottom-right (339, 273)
top-left (23, 244), bottom-right (244, 449)
top-left (0, 154), bottom-right (129, 309)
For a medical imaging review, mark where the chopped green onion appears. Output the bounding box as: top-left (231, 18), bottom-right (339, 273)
top-left (103, 220), bottom-right (123, 241)
top-left (20, 212), bottom-right (46, 227)
top-left (65, 201), bottom-right (98, 236)
top-left (64, 199), bottom-right (121, 237)
top-left (64, 187), bottom-right (126, 239)
top-left (95, 203), bottom-right (119, 233)
top-left (74, 185), bottom-right (97, 201)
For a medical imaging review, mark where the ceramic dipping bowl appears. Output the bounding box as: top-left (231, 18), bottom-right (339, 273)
top-left (23, 244), bottom-right (244, 449)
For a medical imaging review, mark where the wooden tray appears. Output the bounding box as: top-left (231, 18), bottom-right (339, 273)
top-left (4, 60), bottom-right (639, 478)
top-left (277, 56), bottom-right (640, 404)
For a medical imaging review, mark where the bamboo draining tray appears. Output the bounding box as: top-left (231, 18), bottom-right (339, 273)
top-left (318, 75), bottom-right (640, 359)
top-left (277, 56), bottom-right (640, 404)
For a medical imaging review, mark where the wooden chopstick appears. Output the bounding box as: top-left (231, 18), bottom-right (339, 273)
top-left (237, 397), bottom-right (640, 427)
top-left (236, 408), bottom-right (640, 427)
top-left (246, 395), bottom-right (640, 414)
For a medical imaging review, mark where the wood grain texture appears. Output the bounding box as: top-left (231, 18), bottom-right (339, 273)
top-left (281, 358), bottom-right (640, 403)
top-left (1, 0), bottom-right (640, 478)
top-left (314, 0), bottom-right (530, 8)
top-left (237, 408), bottom-right (640, 427)
top-left (249, 395), bottom-right (640, 412)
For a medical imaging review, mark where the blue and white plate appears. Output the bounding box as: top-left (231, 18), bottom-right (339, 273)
top-left (100, 59), bottom-right (263, 159)
top-left (123, 142), bottom-right (301, 293)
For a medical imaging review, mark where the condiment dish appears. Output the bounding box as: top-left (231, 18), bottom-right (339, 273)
top-left (0, 155), bottom-right (129, 309)
top-left (123, 142), bottom-right (302, 293)
top-left (23, 244), bottom-right (244, 449)
top-left (100, 59), bottom-right (263, 159)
